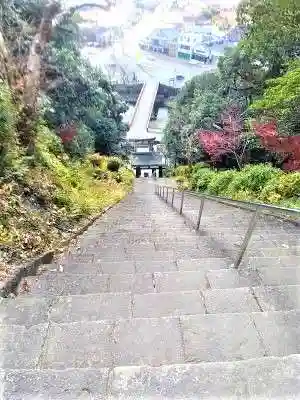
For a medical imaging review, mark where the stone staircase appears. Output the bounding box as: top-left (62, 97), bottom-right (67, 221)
top-left (0, 179), bottom-right (299, 399)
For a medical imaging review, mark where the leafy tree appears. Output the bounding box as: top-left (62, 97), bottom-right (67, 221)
top-left (197, 106), bottom-right (249, 169)
top-left (218, 46), bottom-right (265, 106)
top-left (237, 0), bottom-right (300, 77)
top-left (164, 72), bottom-right (228, 164)
top-left (254, 121), bottom-right (300, 170)
top-left (0, 0), bottom-right (115, 154)
top-left (251, 61), bottom-right (300, 134)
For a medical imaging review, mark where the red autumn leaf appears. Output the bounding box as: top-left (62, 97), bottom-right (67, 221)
top-left (254, 121), bottom-right (300, 171)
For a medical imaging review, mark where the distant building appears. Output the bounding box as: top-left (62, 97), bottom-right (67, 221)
top-left (177, 31), bottom-right (203, 60)
top-left (182, 14), bottom-right (211, 33)
top-left (142, 26), bottom-right (180, 57)
top-left (191, 42), bottom-right (212, 62)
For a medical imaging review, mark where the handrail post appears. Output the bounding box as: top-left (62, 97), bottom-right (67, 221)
top-left (165, 187), bottom-right (169, 202)
top-left (179, 190), bottom-right (185, 215)
top-left (196, 197), bottom-right (205, 230)
top-left (162, 186), bottom-right (165, 199)
top-left (171, 188), bottom-right (175, 206)
top-left (234, 208), bottom-right (259, 268)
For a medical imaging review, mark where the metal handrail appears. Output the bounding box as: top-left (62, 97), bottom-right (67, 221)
top-left (155, 184), bottom-right (300, 268)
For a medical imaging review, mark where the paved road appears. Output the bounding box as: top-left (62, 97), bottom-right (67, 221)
top-left (85, 46), bottom-right (217, 85)
top-left (0, 179), bottom-right (299, 398)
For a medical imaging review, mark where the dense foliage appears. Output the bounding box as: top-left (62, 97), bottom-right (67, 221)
top-left (173, 163), bottom-right (300, 209)
top-left (0, 0), bottom-right (133, 277)
top-left (164, 0), bottom-right (300, 173)
top-left (0, 0), bottom-right (127, 160)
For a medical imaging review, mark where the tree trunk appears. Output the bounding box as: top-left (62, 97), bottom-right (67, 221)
top-left (20, 0), bottom-right (114, 153)
top-left (20, 2), bottom-right (61, 152)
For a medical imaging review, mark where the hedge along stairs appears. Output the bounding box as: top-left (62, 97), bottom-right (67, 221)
top-left (0, 179), bottom-right (299, 398)
top-left (174, 163), bottom-right (300, 209)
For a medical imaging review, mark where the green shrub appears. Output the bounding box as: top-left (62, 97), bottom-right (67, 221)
top-left (192, 163), bottom-right (209, 174)
top-left (53, 188), bottom-right (73, 209)
top-left (194, 168), bottom-right (217, 192)
top-left (175, 175), bottom-right (189, 190)
top-left (230, 189), bottom-right (256, 201)
top-left (93, 169), bottom-right (109, 180)
top-left (119, 167), bottom-right (134, 187)
top-left (107, 157), bottom-right (122, 172)
top-left (260, 172), bottom-right (300, 203)
top-left (206, 170), bottom-right (237, 195)
top-left (280, 197), bottom-right (300, 209)
top-left (225, 164), bottom-right (281, 197)
top-left (173, 165), bottom-right (192, 178)
top-left (87, 153), bottom-right (106, 169)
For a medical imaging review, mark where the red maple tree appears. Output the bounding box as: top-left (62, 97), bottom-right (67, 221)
top-left (254, 121), bottom-right (300, 171)
top-left (58, 123), bottom-right (77, 144)
top-left (197, 106), bottom-right (247, 169)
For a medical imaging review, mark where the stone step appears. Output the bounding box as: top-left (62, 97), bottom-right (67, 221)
top-left (26, 272), bottom-right (159, 296)
top-left (206, 268), bottom-right (260, 289)
top-left (0, 287), bottom-right (255, 326)
top-left (3, 285), bottom-right (300, 327)
top-left (58, 257), bottom-right (229, 274)
top-left (253, 285), bottom-right (300, 312)
top-left (247, 246), bottom-right (300, 257)
top-left (26, 257), bottom-right (230, 295)
top-left (207, 266), bottom-right (300, 289)
top-left (244, 256), bottom-right (300, 268)
top-left (1, 355), bottom-right (299, 399)
top-left (0, 282), bottom-right (300, 326)
top-left (1, 311), bottom-right (299, 369)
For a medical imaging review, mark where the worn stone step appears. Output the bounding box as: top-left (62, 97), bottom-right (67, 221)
top-left (26, 271), bottom-right (160, 296)
top-left (247, 246), bottom-right (300, 257)
top-left (1, 311), bottom-right (299, 369)
top-left (207, 266), bottom-right (300, 289)
top-left (0, 288), bottom-right (254, 326)
top-left (177, 258), bottom-right (229, 271)
top-left (244, 255), bottom-right (300, 268)
top-left (132, 291), bottom-right (205, 318)
top-left (1, 355), bottom-right (299, 399)
top-left (26, 265), bottom-right (227, 297)
top-left (4, 285), bottom-right (300, 327)
top-left (206, 268), bottom-right (260, 289)
top-left (203, 287), bottom-right (260, 313)
top-left (52, 261), bottom-right (136, 275)
top-left (253, 285), bottom-right (300, 312)
top-left (26, 272), bottom-right (110, 296)
top-left (110, 356), bottom-right (300, 399)
top-left (54, 257), bottom-right (228, 275)
top-left (258, 266), bottom-right (300, 286)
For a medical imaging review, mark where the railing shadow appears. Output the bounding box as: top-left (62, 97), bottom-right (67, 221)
top-left (155, 185), bottom-right (300, 268)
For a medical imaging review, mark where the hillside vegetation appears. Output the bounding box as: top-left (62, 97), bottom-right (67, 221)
top-left (164, 0), bottom-right (300, 208)
top-left (0, 0), bottom-right (133, 281)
